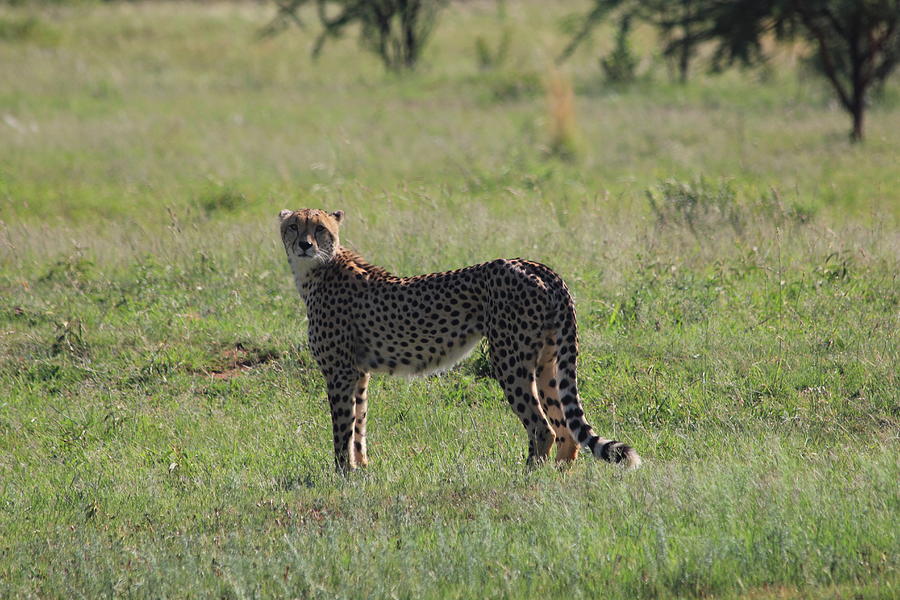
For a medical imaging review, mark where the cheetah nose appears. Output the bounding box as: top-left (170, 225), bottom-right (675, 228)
top-left (298, 240), bottom-right (312, 251)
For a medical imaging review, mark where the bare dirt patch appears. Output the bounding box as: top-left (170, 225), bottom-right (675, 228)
top-left (208, 342), bottom-right (280, 379)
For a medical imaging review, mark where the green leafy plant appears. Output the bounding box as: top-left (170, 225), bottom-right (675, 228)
top-left (601, 14), bottom-right (639, 84)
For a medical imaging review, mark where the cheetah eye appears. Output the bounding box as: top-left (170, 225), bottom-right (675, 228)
top-left (315, 225), bottom-right (325, 234)
top-left (288, 224), bottom-right (298, 231)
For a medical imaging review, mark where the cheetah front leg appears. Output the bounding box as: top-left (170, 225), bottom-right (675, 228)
top-left (325, 365), bottom-right (365, 472)
top-left (352, 373), bottom-right (370, 467)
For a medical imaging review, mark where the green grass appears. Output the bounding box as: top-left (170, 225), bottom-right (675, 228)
top-left (0, 1), bottom-right (898, 598)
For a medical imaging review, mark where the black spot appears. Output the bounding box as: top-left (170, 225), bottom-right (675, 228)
top-left (565, 407), bottom-right (583, 419)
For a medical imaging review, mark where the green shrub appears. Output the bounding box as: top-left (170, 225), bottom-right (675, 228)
top-left (601, 15), bottom-right (639, 85)
top-left (646, 179), bottom-right (814, 237)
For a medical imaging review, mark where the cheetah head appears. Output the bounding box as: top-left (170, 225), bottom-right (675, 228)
top-left (279, 208), bottom-right (344, 266)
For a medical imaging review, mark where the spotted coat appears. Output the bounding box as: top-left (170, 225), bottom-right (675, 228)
top-left (280, 209), bottom-right (641, 471)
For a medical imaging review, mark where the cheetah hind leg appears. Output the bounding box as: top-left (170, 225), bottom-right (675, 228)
top-left (492, 348), bottom-right (554, 465)
top-left (536, 331), bottom-right (579, 463)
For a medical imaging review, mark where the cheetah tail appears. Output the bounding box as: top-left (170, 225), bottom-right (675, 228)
top-left (587, 437), bottom-right (642, 470)
top-left (554, 290), bottom-right (642, 470)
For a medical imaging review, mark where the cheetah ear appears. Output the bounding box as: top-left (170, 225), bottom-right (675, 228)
top-left (330, 210), bottom-right (345, 224)
top-left (279, 209), bottom-right (293, 222)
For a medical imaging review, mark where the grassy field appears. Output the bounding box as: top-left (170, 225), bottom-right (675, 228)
top-left (1, 1), bottom-right (898, 598)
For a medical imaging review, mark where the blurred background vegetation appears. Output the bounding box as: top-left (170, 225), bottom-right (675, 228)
top-left (1, 0), bottom-right (897, 231)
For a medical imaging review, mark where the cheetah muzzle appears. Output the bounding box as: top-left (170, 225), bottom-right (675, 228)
top-left (279, 208), bottom-right (641, 472)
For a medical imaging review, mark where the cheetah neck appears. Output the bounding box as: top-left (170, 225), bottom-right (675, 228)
top-left (289, 246), bottom-right (393, 302)
top-left (287, 253), bottom-right (330, 301)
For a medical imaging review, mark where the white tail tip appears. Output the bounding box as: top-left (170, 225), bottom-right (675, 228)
top-left (624, 448), bottom-right (642, 470)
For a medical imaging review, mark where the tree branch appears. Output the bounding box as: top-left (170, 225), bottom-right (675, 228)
top-left (796, 7), bottom-right (853, 111)
top-left (259, 0), bottom-right (310, 38)
top-left (556, 4), bottom-right (620, 65)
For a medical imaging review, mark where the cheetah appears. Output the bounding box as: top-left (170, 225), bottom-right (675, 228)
top-left (279, 208), bottom-right (641, 472)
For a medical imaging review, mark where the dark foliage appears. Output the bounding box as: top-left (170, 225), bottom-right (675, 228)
top-left (561, 0), bottom-right (900, 141)
top-left (559, 0), bottom-right (712, 83)
top-left (689, 0), bottom-right (900, 142)
top-left (263, 0), bottom-right (446, 71)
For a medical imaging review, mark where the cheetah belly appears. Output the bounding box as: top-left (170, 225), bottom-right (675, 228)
top-left (417, 331), bottom-right (483, 376)
top-left (362, 331), bottom-right (483, 377)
